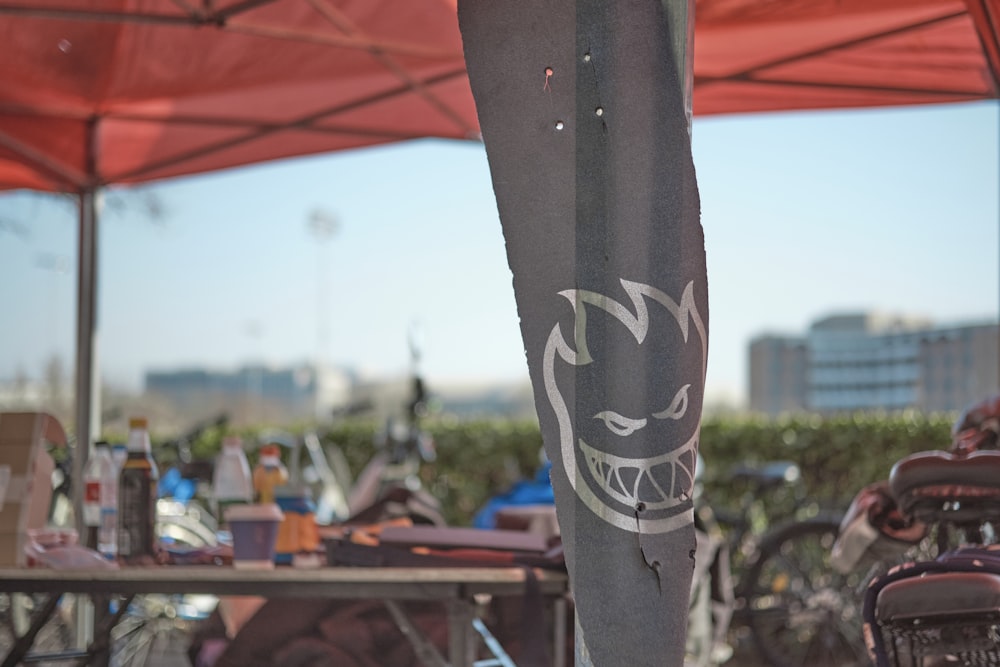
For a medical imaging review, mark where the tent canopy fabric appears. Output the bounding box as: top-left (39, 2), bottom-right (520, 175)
top-left (0, 0), bottom-right (998, 194)
top-left (695, 0), bottom-right (1000, 115)
top-left (0, 0), bottom-right (477, 192)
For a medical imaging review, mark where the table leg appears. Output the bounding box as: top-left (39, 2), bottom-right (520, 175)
top-left (446, 599), bottom-right (476, 667)
top-left (383, 600), bottom-right (448, 667)
top-left (553, 596), bottom-right (567, 667)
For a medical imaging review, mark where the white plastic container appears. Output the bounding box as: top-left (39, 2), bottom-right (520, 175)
top-left (84, 444), bottom-right (118, 559)
top-left (83, 445), bottom-right (111, 526)
top-left (212, 436), bottom-right (253, 520)
top-left (97, 454), bottom-right (118, 559)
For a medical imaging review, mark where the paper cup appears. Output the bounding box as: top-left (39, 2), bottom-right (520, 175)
top-left (224, 503), bottom-right (284, 569)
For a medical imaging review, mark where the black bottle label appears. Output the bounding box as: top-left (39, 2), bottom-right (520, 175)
top-left (118, 463), bottom-right (158, 560)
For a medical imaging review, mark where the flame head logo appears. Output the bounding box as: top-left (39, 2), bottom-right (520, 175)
top-left (543, 279), bottom-right (707, 534)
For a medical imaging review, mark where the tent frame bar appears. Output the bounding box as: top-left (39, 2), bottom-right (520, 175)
top-left (0, 1), bottom-right (461, 60)
top-left (0, 0), bottom-right (275, 26)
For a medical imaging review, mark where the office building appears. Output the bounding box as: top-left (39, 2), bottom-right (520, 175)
top-left (145, 363), bottom-right (352, 423)
top-left (748, 313), bottom-right (999, 416)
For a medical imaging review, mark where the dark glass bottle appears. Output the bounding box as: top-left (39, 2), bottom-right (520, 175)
top-left (117, 417), bottom-right (159, 562)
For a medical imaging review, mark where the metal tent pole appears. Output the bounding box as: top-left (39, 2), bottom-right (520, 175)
top-left (73, 115), bottom-right (102, 542)
top-left (70, 186), bottom-right (101, 651)
top-left (72, 187), bottom-right (100, 541)
top-left (665, 0), bottom-right (696, 136)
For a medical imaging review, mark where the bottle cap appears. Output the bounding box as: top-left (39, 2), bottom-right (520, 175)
top-left (129, 417), bottom-right (148, 430)
top-left (223, 435), bottom-right (244, 449)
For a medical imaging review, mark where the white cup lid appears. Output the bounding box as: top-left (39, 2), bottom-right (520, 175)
top-left (224, 503), bottom-right (284, 522)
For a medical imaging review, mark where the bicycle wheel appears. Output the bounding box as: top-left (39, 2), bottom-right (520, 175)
top-left (743, 514), bottom-right (868, 667)
top-left (1, 592), bottom-right (77, 658)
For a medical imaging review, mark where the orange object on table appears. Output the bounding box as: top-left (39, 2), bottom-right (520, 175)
top-left (252, 445), bottom-right (288, 504)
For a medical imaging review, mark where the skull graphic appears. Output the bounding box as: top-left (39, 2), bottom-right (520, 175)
top-left (543, 279), bottom-right (707, 534)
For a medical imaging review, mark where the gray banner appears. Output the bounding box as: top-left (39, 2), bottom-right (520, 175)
top-left (459, 1), bottom-right (708, 665)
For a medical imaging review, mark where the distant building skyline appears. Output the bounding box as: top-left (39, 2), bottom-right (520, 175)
top-left (145, 363), bottom-right (353, 424)
top-left (4, 309), bottom-right (997, 429)
top-left (143, 362), bottom-right (538, 426)
top-left (749, 312), bottom-right (999, 416)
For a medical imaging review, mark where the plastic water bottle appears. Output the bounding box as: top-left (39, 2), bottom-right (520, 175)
top-left (118, 417), bottom-right (159, 562)
top-left (96, 446), bottom-right (118, 559)
top-left (82, 443), bottom-right (107, 531)
top-left (84, 444), bottom-right (118, 558)
top-left (212, 435), bottom-right (253, 520)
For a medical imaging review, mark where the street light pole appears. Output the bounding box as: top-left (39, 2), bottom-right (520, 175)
top-left (35, 252), bottom-right (71, 410)
top-left (244, 320), bottom-right (263, 423)
top-left (308, 209), bottom-right (339, 420)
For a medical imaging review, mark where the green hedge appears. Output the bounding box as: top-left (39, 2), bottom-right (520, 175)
top-left (698, 411), bottom-right (954, 514)
top-left (166, 412), bottom-right (957, 527)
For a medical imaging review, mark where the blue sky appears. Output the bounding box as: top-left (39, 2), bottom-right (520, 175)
top-left (1, 100), bottom-right (997, 406)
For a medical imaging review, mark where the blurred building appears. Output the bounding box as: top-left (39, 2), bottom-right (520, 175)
top-left (747, 335), bottom-right (808, 416)
top-left (142, 364), bottom-right (536, 425)
top-left (2, 361), bottom-right (537, 433)
top-left (145, 363), bottom-right (353, 424)
top-left (748, 313), bottom-right (999, 416)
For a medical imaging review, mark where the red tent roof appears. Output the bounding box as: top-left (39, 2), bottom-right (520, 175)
top-left (0, 0), bottom-right (476, 191)
top-left (0, 0), bottom-right (997, 193)
top-left (695, 0), bottom-right (1000, 115)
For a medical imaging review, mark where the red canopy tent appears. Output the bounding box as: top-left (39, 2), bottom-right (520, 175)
top-left (0, 0), bottom-right (477, 192)
top-left (694, 0), bottom-right (1000, 115)
top-left (1, 0), bottom-right (997, 193)
top-left (0, 0), bottom-right (997, 548)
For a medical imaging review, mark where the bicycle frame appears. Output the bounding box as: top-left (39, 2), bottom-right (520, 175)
top-left (699, 459), bottom-right (863, 667)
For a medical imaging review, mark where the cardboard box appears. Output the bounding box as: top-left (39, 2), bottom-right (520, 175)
top-left (0, 412), bottom-right (66, 567)
top-left (0, 530), bottom-right (31, 568)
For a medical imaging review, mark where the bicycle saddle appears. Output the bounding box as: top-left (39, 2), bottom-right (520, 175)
top-left (728, 461), bottom-right (800, 488)
top-left (876, 570), bottom-right (1000, 623)
top-left (889, 450), bottom-right (1000, 523)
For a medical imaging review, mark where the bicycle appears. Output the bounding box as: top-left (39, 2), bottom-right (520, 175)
top-left (844, 394), bottom-right (1000, 667)
top-left (343, 373), bottom-right (441, 522)
top-left (468, 450), bottom-right (864, 667)
top-left (153, 413), bottom-right (229, 548)
top-left (696, 458), bottom-right (868, 667)
top-left (309, 334), bottom-right (445, 528)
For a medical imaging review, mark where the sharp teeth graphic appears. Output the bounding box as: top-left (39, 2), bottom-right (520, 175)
top-left (606, 463), bottom-right (626, 496)
top-left (579, 436), bottom-right (697, 511)
top-left (646, 462), bottom-right (676, 500)
top-left (617, 466), bottom-right (640, 497)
